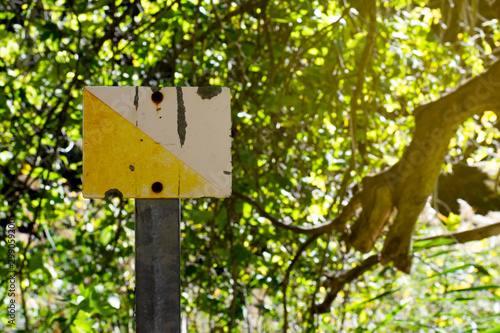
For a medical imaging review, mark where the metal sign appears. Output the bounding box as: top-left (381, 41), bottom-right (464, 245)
top-left (82, 86), bottom-right (231, 198)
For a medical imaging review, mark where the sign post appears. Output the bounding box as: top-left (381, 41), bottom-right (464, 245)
top-left (135, 198), bottom-right (181, 331)
top-left (82, 86), bottom-right (231, 332)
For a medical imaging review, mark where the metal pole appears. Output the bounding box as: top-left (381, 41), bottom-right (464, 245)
top-left (135, 199), bottom-right (181, 332)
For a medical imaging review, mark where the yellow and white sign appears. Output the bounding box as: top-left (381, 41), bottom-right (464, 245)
top-left (82, 86), bottom-right (231, 198)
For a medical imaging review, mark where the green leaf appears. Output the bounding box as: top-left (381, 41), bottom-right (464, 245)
top-left (99, 225), bottom-right (114, 245)
top-left (28, 251), bottom-right (44, 271)
top-left (413, 237), bottom-right (455, 249)
top-left (232, 244), bottom-right (250, 261)
top-left (445, 285), bottom-right (500, 293)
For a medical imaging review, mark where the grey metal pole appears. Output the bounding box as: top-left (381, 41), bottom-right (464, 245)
top-left (135, 198), bottom-right (181, 332)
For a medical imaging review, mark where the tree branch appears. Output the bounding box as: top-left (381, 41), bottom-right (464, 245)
top-left (315, 221), bottom-right (500, 314)
top-left (377, 57), bottom-right (500, 271)
top-left (233, 192), bottom-right (361, 235)
top-left (349, 0), bottom-right (376, 166)
top-left (415, 221), bottom-right (500, 247)
top-left (313, 254), bottom-right (379, 314)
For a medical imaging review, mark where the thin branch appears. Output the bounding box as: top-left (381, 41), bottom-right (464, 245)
top-left (314, 221), bottom-right (500, 314)
top-left (415, 221), bottom-right (500, 246)
top-left (281, 235), bottom-right (321, 287)
top-left (306, 233), bottom-right (333, 329)
top-left (349, 0), bottom-right (377, 174)
top-left (280, 234), bottom-right (320, 332)
top-left (313, 255), bottom-right (379, 314)
top-left (232, 192), bottom-right (361, 235)
top-left (227, 198), bottom-right (239, 332)
top-left (62, 308), bottom-right (81, 333)
top-left (98, 198), bottom-right (126, 275)
top-left (328, 164), bottom-right (355, 221)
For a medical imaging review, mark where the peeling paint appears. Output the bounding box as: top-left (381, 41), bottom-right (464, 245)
top-left (176, 87), bottom-right (187, 147)
top-left (197, 87), bottom-right (222, 100)
top-left (150, 86), bottom-right (161, 92)
top-left (129, 165), bottom-right (135, 171)
top-left (105, 188), bottom-right (123, 198)
top-left (134, 86), bottom-right (139, 111)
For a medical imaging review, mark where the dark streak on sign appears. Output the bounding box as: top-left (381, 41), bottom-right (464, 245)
top-left (134, 86), bottom-right (139, 111)
top-left (176, 86), bottom-right (187, 147)
top-left (197, 87), bottom-right (222, 100)
top-left (105, 188), bottom-right (123, 198)
top-left (129, 165), bottom-right (135, 171)
top-left (223, 171), bottom-right (231, 175)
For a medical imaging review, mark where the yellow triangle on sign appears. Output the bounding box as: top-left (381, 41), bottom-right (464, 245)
top-left (83, 89), bottom-right (225, 198)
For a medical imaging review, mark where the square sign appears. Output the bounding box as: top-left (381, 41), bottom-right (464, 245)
top-left (82, 87), bottom-right (231, 198)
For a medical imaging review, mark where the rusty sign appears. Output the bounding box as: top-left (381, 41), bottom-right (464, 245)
top-left (82, 87), bottom-right (231, 198)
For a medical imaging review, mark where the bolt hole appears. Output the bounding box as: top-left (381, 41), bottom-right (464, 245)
top-left (151, 182), bottom-right (163, 193)
top-left (151, 91), bottom-right (163, 104)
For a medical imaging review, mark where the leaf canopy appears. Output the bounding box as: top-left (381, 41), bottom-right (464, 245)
top-left (1, 0), bottom-right (500, 331)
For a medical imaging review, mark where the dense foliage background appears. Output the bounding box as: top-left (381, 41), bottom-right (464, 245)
top-left (2, 0), bottom-right (500, 331)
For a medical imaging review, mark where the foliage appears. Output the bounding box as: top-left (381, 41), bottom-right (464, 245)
top-left (1, 0), bottom-right (500, 331)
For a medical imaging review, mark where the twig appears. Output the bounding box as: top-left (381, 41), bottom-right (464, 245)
top-left (349, 0), bottom-right (377, 176)
top-left (313, 255), bottom-right (379, 314)
top-left (415, 221), bottom-right (500, 246)
top-left (314, 221), bottom-right (500, 313)
top-left (280, 234), bottom-right (320, 332)
top-left (233, 192), bottom-right (360, 236)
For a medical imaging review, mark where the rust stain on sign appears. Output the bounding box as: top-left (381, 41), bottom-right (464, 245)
top-left (151, 90), bottom-right (163, 115)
